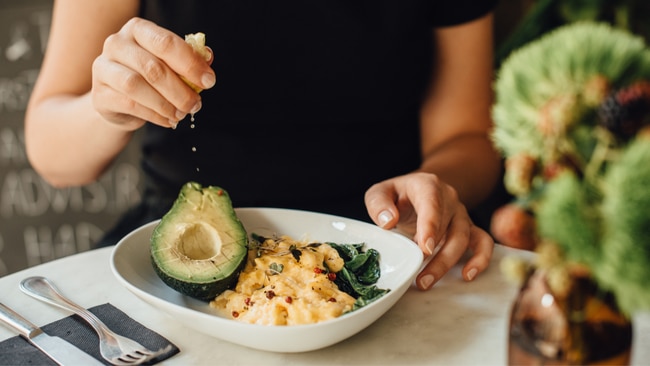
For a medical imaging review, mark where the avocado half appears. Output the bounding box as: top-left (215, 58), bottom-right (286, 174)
top-left (150, 182), bottom-right (248, 301)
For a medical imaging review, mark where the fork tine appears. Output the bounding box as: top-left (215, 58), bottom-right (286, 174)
top-left (112, 346), bottom-right (173, 366)
top-left (109, 359), bottom-right (147, 366)
top-left (110, 354), bottom-right (151, 366)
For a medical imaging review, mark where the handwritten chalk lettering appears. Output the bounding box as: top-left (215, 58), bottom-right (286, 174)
top-left (0, 69), bottom-right (39, 113)
top-left (1, 169), bottom-right (49, 217)
top-left (23, 222), bottom-right (103, 267)
top-left (1, 9), bottom-right (51, 63)
top-left (5, 22), bottom-right (32, 62)
top-left (0, 126), bottom-right (27, 166)
top-left (0, 163), bottom-right (141, 218)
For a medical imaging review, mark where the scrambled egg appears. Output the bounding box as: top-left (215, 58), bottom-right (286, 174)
top-left (210, 236), bottom-right (356, 325)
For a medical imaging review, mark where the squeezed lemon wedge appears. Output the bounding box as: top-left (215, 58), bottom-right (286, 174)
top-left (182, 32), bottom-right (210, 93)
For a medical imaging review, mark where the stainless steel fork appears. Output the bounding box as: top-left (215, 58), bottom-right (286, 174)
top-left (19, 276), bottom-right (171, 366)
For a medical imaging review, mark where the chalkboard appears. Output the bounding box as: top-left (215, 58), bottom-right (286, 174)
top-left (0, 0), bottom-right (143, 276)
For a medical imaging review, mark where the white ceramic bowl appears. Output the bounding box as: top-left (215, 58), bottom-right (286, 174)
top-left (110, 207), bottom-right (423, 353)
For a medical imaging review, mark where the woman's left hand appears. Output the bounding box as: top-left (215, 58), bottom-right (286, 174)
top-left (364, 172), bottom-right (494, 290)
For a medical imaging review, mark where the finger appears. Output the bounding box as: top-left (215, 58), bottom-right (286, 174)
top-left (408, 174), bottom-right (456, 255)
top-left (461, 225), bottom-right (494, 282)
top-left (93, 76), bottom-right (175, 129)
top-left (415, 213), bottom-right (471, 290)
top-left (103, 32), bottom-right (201, 116)
top-left (93, 56), bottom-right (182, 128)
top-left (410, 186), bottom-right (443, 255)
top-left (93, 82), bottom-right (176, 129)
top-left (364, 181), bottom-right (400, 229)
top-left (127, 18), bottom-right (216, 90)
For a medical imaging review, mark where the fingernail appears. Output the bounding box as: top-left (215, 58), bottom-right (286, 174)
top-left (378, 210), bottom-right (393, 228)
top-left (425, 237), bottom-right (435, 256)
top-left (202, 72), bottom-right (215, 88)
top-left (175, 109), bottom-right (187, 120)
top-left (467, 268), bottom-right (478, 281)
top-left (191, 101), bottom-right (202, 114)
top-left (419, 274), bottom-right (435, 289)
top-left (169, 120), bottom-right (179, 129)
top-left (204, 47), bottom-right (214, 62)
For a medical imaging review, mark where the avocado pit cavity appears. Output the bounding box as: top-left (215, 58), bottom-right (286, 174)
top-left (176, 222), bottom-right (222, 261)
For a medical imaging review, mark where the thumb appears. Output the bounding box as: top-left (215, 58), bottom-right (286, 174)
top-left (364, 182), bottom-right (399, 229)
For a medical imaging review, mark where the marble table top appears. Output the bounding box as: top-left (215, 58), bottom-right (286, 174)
top-left (0, 244), bottom-right (647, 365)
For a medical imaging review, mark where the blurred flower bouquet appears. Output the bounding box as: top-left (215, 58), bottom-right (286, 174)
top-left (491, 21), bottom-right (650, 317)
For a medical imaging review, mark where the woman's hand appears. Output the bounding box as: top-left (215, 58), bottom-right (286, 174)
top-left (365, 172), bottom-right (494, 290)
top-left (91, 17), bottom-right (216, 130)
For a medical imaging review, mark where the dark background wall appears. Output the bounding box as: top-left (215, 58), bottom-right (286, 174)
top-left (0, 0), bottom-right (531, 276)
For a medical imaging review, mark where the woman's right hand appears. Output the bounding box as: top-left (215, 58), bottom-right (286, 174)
top-left (91, 17), bottom-right (216, 130)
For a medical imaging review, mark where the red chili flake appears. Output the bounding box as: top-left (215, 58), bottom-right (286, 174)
top-left (232, 311), bottom-right (239, 318)
top-left (327, 272), bottom-right (337, 281)
top-left (328, 297), bottom-right (337, 302)
top-left (313, 267), bottom-right (323, 274)
top-left (244, 297), bottom-right (251, 306)
top-left (217, 189), bottom-right (224, 196)
top-left (266, 290), bottom-right (276, 299)
top-left (285, 296), bottom-right (293, 304)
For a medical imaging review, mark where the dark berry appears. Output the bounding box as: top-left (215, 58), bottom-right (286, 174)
top-left (598, 92), bottom-right (626, 135)
top-left (598, 81), bottom-right (650, 138)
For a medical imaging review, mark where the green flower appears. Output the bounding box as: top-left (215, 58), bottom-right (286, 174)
top-left (492, 21), bottom-right (650, 315)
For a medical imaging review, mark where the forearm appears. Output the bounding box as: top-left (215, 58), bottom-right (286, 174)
top-left (416, 13), bottom-right (500, 209)
top-left (417, 133), bottom-right (501, 209)
top-left (25, 93), bottom-right (133, 187)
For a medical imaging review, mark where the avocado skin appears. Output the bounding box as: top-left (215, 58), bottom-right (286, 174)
top-left (151, 255), bottom-right (244, 301)
top-left (150, 182), bottom-right (248, 302)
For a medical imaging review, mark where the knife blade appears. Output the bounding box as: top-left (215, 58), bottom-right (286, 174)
top-left (0, 303), bottom-right (103, 365)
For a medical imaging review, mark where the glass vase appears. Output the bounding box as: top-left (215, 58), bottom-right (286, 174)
top-left (508, 268), bottom-right (633, 365)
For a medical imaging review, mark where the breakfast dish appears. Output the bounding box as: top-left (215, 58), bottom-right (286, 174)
top-left (150, 182), bottom-right (389, 326)
top-left (111, 207), bottom-right (423, 352)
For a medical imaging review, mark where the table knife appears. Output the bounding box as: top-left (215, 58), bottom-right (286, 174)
top-left (0, 303), bottom-right (103, 365)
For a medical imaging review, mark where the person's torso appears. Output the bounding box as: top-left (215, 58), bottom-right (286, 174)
top-left (135, 0), bottom-right (491, 220)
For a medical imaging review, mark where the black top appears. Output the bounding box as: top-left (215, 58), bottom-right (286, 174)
top-left (97, 0), bottom-right (498, 246)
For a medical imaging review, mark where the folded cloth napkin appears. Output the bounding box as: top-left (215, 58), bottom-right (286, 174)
top-left (0, 303), bottom-right (179, 365)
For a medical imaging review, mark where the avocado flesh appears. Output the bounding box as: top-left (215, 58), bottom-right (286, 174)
top-left (150, 182), bottom-right (248, 301)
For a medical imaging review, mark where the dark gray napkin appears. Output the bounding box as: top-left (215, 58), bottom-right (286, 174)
top-left (0, 303), bottom-right (179, 365)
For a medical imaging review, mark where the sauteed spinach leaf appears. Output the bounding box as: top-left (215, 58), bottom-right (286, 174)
top-left (327, 242), bottom-right (390, 311)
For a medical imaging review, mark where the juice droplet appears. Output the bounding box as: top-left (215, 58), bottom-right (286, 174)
top-left (190, 114), bottom-right (199, 173)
